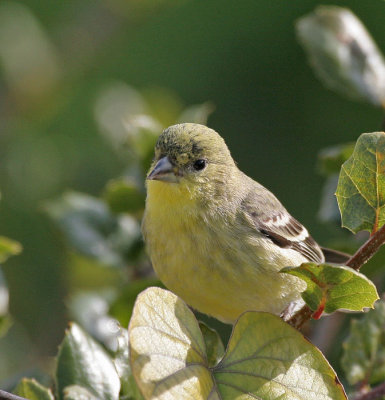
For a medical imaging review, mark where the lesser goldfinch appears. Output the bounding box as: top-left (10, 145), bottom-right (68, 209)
top-left (142, 123), bottom-right (348, 323)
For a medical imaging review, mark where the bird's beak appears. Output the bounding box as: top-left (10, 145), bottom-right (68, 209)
top-left (147, 156), bottom-right (179, 183)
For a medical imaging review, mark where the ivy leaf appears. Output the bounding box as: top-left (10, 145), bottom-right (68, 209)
top-left (0, 236), bottom-right (22, 263)
top-left (56, 322), bottom-right (120, 400)
top-left (129, 287), bottom-right (217, 399)
top-left (336, 132), bottom-right (385, 234)
top-left (14, 378), bottom-right (54, 400)
top-left (282, 263), bottom-right (379, 318)
top-left (129, 287), bottom-right (347, 400)
top-left (341, 300), bottom-right (385, 385)
top-left (213, 312), bottom-right (346, 399)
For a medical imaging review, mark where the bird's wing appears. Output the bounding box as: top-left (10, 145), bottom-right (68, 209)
top-left (241, 187), bottom-right (325, 264)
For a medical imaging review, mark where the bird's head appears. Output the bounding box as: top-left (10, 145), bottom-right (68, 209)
top-left (146, 123), bottom-right (237, 204)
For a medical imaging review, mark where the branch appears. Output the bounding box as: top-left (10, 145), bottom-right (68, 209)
top-left (346, 223), bottom-right (385, 270)
top-left (286, 223), bottom-right (385, 329)
top-left (353, 381), bottom-right (385, 400)
top-left (0, 390), bottom-right (28, 400)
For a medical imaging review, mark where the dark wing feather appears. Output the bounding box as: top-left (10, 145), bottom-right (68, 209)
top-left (241, 186), bottom-right (325, 264)
top-left (258, 212), bottom-right (325, 264)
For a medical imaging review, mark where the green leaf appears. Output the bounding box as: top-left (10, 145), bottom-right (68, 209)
top-left (336, 132), bottom-right (385, 234)
top-left (45, 192), bottom-right (141, 268)
top-left (296, 6), bottom-right (385, 106)
top-left (63, 385), bottom-right (99, 400)
top-left (199, 322), bottom-right (224, 368)
top-left (129, 287), bottom-right (347, 400)
top-left (103, 179), bottom-right (145, 214)
top-left (56, 322), bottom-right (120, 400)
top-left (0, 236), bottom-right (22, 263)
top-left (341, 300), bottom-right (385, 385)
top-left (213, 312), bottom-right (346, 400)
top-left (129, 287), bottom-right (218, 399)
top-left (14, 378), bottom-right (54, 400)
top-left (282, 263), bottom-right (379, 316)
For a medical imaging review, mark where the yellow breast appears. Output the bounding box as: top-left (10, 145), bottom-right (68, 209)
top-left (143, 180), bottom-right (306, 323)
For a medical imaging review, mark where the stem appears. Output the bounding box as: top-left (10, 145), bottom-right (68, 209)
top-left (346, 223), bottom-right (385, 271)
top-left (353, 381), bottom-right (385, 400)
top-left (0, 390), bottom-right (28, 400)
top-left (287, 223), bottom-right (385, 329)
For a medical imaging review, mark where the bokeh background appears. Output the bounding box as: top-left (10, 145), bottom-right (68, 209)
top-left (0, 0), bottom-right (384, 390)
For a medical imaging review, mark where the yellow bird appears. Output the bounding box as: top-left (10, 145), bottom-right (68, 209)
top-left (142, 123), bottom-right (348, 323)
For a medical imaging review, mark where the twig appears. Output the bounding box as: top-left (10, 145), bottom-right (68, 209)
top-left (353, 381), bottom-right (385, 400)
top-left (346, 223), bottom-right (385, 270)
top-left (286, 223), bottom-right (385, 329)
top-left (0, 390), bottom-right (28, 400)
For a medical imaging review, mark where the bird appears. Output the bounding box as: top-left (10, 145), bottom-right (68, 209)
top-left (142, 123), bottom-right (349, 324)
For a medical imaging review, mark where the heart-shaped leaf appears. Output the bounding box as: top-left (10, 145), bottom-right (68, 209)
top-left (129, 287), bottom-right (347, 400)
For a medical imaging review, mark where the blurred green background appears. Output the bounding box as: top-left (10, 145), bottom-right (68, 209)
top-left (0, 0), bottom-right (384, 389)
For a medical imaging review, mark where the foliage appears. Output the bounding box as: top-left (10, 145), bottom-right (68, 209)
top-left (282, 263), bottom-right (379, 318)
top-left (2, 2), bottom-right (385, 400)
top-left (129, 287), bottom-right (346, 399)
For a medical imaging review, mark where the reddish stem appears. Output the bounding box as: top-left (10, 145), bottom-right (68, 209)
top-left (287, 223), bottom-right (385, 329)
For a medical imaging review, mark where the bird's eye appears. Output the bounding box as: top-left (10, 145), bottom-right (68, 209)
top-left (193, 159), bottom-right (206, 171)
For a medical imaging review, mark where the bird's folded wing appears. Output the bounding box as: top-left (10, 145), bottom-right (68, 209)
top-left (241, 189), bottom-right (324, 264)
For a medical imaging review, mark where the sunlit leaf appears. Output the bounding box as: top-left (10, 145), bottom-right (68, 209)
top-left (297, 6), bottom-right (385, 106)
top-left (113, 328), bottom-right (144, 400)
top-left (14, 378), bottom-right (54, 400)
top-left (341, 300), bottom-right (385, 385)
top-left (0, 236), bottom-right (22, 263)
top-left (129, 287), bottom-right (219, 399)
top-left (104, 178), bottom-right (145, 214)
top-left (45, 192), bottom-right (141, 268)
top-left (63, 385), bottom-right (98, 400)
top-left (56, 322), bottom-right (120, 400)
top-left (199, 322), bottom-right (224, 368)
top-left (336, 132), bottom-right (385, 233)
top-left (213, 312), bottom-right (346, 400)
top-left (282, 263), bottom-right (378, 317)
top-left (129, 287), bottom-right (347, 400)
